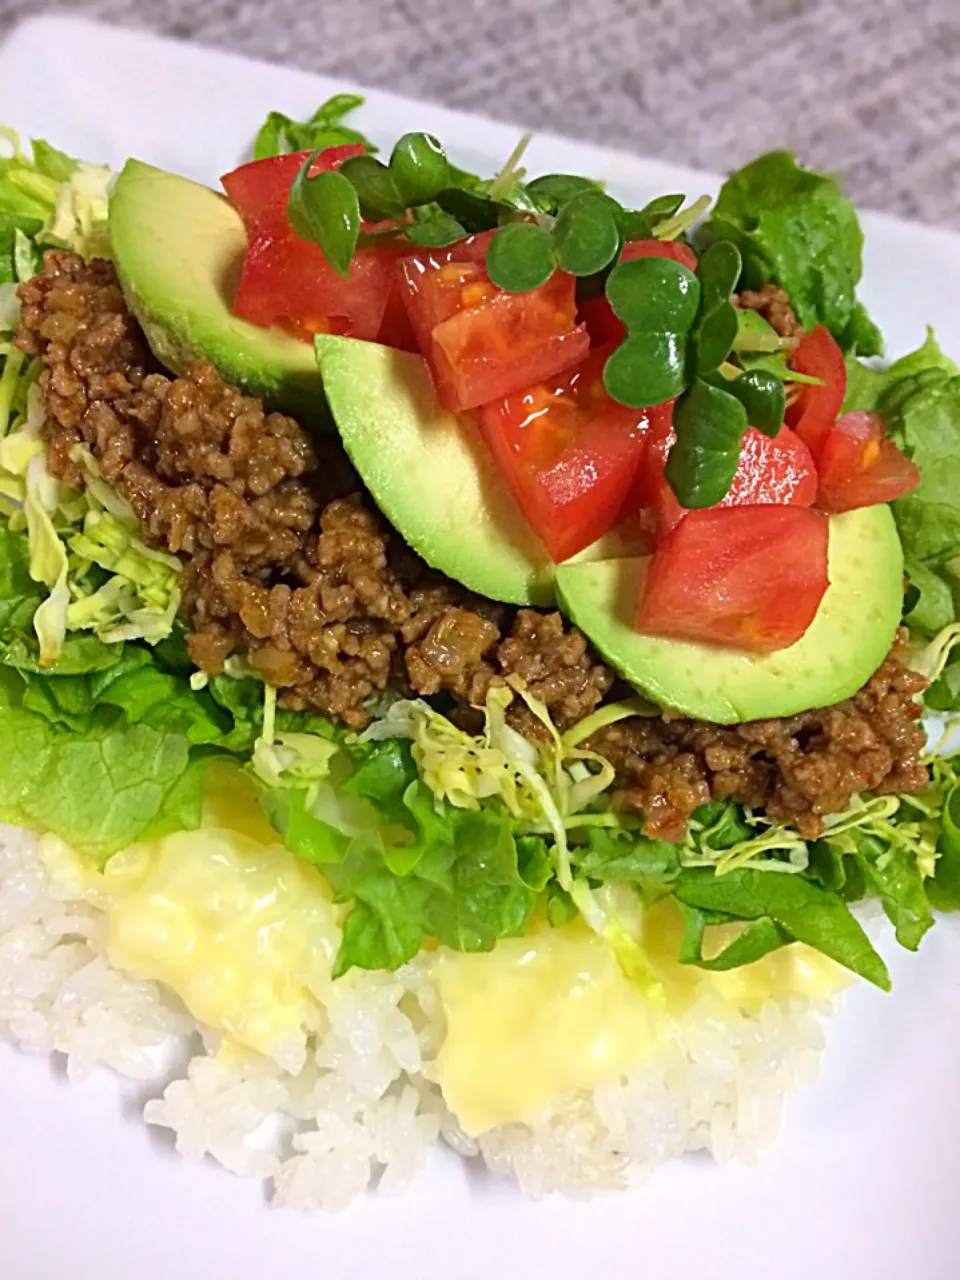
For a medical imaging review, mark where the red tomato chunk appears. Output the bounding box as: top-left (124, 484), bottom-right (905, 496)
top-left (785, 325), bottom-right (847, 460)
top-left (400, 236), bottom-right (589, 411)
top-left (480, 348), bottom-right (661, 562)
top-left (816, 411), bottom-right (920, 512)
top-left (223, 145), bottom-right (415, 347)
top-left (222, 146), bottom-right (366, 226)
top-left (626, 417), bottom-right (817, 541)
top-left (636, 505), bottom-right (830, 653)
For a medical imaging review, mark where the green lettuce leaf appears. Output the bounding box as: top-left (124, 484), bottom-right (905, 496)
top-left (263, 743), bottom-right (551, 975)
top-left (705, 150), bottom-right (880, 355)
top-left (673, 864), bottom-right (890, 988)
top-left (0, 665), bottom-right (208, 859)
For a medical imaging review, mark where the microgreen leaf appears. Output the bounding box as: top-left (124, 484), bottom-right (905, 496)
top-left (665, 377), bottom-right (749, 508)
top-left (616, 194), bottom-right (685, 241)
top-left (603, 333), bottom-right (689, 408)
top-left (602, 257), bottom-right (700, 408)
top-left (716, 368), bottom-right (786, 437)
top-left (339, 154), bottom-right (405, 222)
top-left (287, 155), bottom-right (360, 279)
top-left (253, 94), bottom-right (374, 160)
top-left (639, 193), bottom-right (685, 223)
top-left (525, 173), bottom-right (605, 212)
top-left (693, 240), bottom-right (742, 376)
top-left (486, 221), bottom-right (556, 292)
top-left (606, 256), bottom-right (700, 330)
top-left (551, 191), bottom-right (621, 276)
top-left (436, 187), bottom-right (503, 232)
top-left (389, 132), bottom-right (450, 206)
top-left (696, 305), bottom-right (740, 376)
top-left (698, 240), bottom-right (742, 310)
top-left (404, 212), bottom-right (468, 247)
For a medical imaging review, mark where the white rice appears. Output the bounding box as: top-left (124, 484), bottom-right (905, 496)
top-left (0, 822), bottom-right (836, 1210)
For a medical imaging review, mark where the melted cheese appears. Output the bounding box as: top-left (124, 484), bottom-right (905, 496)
top-left (101, 828), bottom-right (340, 1058)
top-left (434, 899), bottom-right (850, 1136)
top-left (435, 921), bottom-right (664, 1136)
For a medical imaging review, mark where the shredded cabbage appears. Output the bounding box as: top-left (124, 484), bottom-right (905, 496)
top-left (42, 161), bottom-right (113, 259)
top-left (250, 684), bottom-right (339, 792)
top-left (1, 410), bottom-right (182, 662)
top-left (359, 684), bottom-right (662, 976)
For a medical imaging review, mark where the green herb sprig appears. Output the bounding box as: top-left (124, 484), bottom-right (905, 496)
top-left (601, 241), bottom-right (787, 508)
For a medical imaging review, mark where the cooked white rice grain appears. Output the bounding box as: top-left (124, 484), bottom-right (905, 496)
top-left (0, 823), bottom-right (839, 1210)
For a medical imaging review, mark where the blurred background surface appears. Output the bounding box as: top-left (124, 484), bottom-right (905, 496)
top-left (2, 0), bottom-right (958, 226)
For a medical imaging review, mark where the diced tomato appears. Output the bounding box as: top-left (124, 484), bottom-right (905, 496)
top-left (221, 145), bottom-right (366, 228)
top-left (578, 239), bottom-right (698, 347)
top-left (785, 325), bottom-right (846, 460)
top-left (223, 144), bottom-right (416, 345)
top-left (636, 505), bottom-right (829, 653)
top-left (816, 411), bottom-right (920, 512)
top-left (232, 215), bottom-right (407, 342)
top-left (627, 417), bottom-right (818, 540)
top-left (400, 235), bottom-right (589, 411)
top-left (479, 347), bottom-right (659, 562)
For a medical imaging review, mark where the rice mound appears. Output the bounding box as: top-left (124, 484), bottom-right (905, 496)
top-left (0, 823), bottom-right (833, 1210)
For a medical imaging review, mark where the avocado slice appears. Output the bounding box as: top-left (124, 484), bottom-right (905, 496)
top-left (316, 334), bottom-right (555, 606)
top-left (109, 160), bottom-right (326, 427)
top-left (555, 506), bottom-right (903, 723)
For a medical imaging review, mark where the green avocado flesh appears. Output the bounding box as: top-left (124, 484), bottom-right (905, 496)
top-left (316, 334), bottom-right (555, 606)
top-left (109, 160), bottom-right (326, 427)
top-left (556, 505), bottom-right (904, 723)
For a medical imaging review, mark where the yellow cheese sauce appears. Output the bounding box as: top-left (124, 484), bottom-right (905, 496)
top-left (40, 761), bottom-right (851, 1133)
top-left (434, 900), bottom-right (850, 1136)
top-left (42, 762), bottom-right (341, 1062)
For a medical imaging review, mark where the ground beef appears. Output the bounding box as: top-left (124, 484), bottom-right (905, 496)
top-left (736, 283), bottom-right (803, 339)
top-left (19, 250), bottom-right (929, 833)
top-left (17, 250), bottom-right (610, 731)
top-left (589, 633), bottom-right (929, 840)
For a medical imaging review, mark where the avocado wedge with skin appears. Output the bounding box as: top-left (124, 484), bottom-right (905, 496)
top-left (555, 505), bottom-right (904, 723)
top-left (109, 159), bottom-right (327, 427)
top-left (316, 334), bottom-right (555, 606)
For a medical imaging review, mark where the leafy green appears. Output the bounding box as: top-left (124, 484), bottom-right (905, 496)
top-left (927, 775), bottom-right (960, 912)
top-left (486, 220), bottom-right (555, 292)
top-left (287, 160), bottom-right (360, 278)
top-left (602, 255), bottom-right (700, 407)
top-left (267, 752), bottom-right (551, 975)
top-left (836, 331), bottom-right (960, 641)
top-left (705, 150), bottom-right (880, 355)
top-left (0, 663), bottom-right (210, 859)
top-left (665, 376), bottom-right (748, 508)
top-left (673, 865), bottom-right (890, 988)
top-left (252, 94), bottom-right (375, 160)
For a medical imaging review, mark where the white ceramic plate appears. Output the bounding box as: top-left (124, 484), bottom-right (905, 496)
top-left (1, 15), bottom-right (960, 1280)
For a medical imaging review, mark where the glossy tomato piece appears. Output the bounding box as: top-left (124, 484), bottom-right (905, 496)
top-left (627, 418), bottom-right (817, 540)
top-left (400, 235), bottom-right (590, 411)
top-left (480, 348), bottom-right (657, 561)
top-left (578, 239), bottom-right (698, 347)
top-left (816, 411), bottom-right (920, 512)
top-left (232, 213), bottom-right (405, 342)
top-left (785, 324), bottom-right (846, 459)
top-left (636, 505), bottom-right (829, 653)
top-left (224, 143), bottom-right (414, 345)
top-left (222, 145), bottom-right (366, 227)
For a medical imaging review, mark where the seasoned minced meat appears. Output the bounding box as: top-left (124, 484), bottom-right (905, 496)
top-left (18, 250), bottom-right (929, 832)
top-left (737, 283), bottom-right (802, 339)
top-left (17, 250), bottom-right (610, 731)
top-left (589, 632), bottom-right (929, 841)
